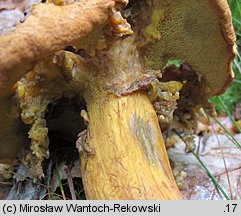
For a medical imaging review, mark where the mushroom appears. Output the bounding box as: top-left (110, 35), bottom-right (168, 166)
top-left (0, 0), bottom-right (113, 98)
top-left (140, 0), bottom-right (236, 96)
top-left (0, 0), bottom-right (236, 199)
top-left (0, 0), bottom-right (113, 162)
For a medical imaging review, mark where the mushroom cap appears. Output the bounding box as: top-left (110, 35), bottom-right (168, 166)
top-left (138, 0), bottom-right (236, 97)
top-left (0, 0), bottom-right (114, 99)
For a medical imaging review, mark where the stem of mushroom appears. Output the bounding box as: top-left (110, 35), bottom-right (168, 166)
top-left (58, 37), bottom-right (183, 199)
top-left (80, 88), bottom-right (182, 199)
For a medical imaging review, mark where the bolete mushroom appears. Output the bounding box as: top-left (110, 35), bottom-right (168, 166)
top-left (0, 0), bottom-right (113, 162)
top-left (0, 0), bottom-right (236, 200)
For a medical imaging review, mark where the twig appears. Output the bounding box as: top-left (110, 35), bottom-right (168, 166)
top-left (62, 165), bottom-right (76, 200)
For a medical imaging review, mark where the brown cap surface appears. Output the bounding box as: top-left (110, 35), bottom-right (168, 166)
top-left (0, 0), bottom-right (114, 98)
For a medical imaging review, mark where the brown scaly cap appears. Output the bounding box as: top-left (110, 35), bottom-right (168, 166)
top-left (0, 0), bottom-right (114, 98)
top-left (140, 0), bottom-right (236, 97)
